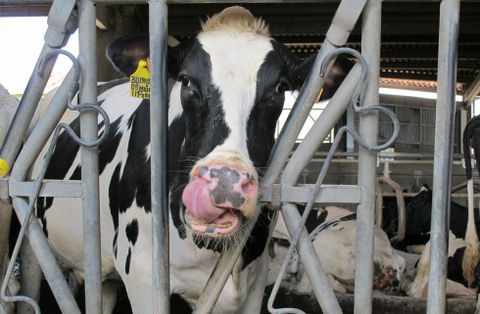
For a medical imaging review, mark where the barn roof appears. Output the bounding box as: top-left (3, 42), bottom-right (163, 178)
top-left (1, 1), bottom-right (479, 96)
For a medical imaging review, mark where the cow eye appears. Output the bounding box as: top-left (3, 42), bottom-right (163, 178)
top-left (275, 80), bottom-right (290, 94)
top-left (179, 75), bottom-right (191, 88)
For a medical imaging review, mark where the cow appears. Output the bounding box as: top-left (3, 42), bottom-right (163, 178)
top-left (462, 114), bottom-right (480, 287)
top-left (399, 232), bottom-right (477, 298)
top-left (381, 185), bottom-right (480, 291)
top-left (26, 6), bottom-right (351, 313)
top-left (270, 206), bottom-right (405, 294)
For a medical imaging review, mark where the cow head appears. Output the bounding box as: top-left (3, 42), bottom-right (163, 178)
top-left (107, 6), bottom-right (351, 250)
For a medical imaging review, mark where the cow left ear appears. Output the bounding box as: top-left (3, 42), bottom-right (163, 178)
top-left (106, 35), bottom-right (192, 78)
top-left (290, 54), bottom-right (354, 100)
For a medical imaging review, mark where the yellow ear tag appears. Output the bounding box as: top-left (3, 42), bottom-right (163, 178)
top-left (130, 60), bottom-right (151, 99)
top-left (0, 158), bottom-right (10, 177)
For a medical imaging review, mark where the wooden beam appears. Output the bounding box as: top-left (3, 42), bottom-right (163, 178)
top-left (464, 71), bottom-right (480, 103)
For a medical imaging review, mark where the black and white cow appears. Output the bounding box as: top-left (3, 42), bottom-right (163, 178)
top-left (271, 206), bottom-right (405, 295)
top-left (29, 7), bottom-right (350, 313)
top-left (381, 185), bottom-right (480, 290)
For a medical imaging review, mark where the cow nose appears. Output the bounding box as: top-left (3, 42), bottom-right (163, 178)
top-left (199, 165), bottom-right (257, 208)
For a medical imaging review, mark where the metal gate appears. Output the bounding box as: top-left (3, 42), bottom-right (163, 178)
top-left (0, 0), bottom-right (462, 313)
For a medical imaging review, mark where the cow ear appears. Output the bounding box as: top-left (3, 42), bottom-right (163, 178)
top-left (106, 35), bottom-right (192, 78)
top-left (106, 34), bottom-right (150, 77)
top-left (291, 54), bottom-right (354, 100)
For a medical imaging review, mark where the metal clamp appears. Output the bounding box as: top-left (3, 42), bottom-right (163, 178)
top-left (1, 48), bottom-right (110, 314)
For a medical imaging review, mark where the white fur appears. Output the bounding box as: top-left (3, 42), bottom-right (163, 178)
top-left (271, 206), bottom-right (405, 294)
top-left (197, 27), bottom-right (273, 166)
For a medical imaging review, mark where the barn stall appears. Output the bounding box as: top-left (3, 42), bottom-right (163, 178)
top-left (0, 0), bottom-right (479, 313)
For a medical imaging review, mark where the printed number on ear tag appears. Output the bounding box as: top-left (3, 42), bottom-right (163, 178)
top-left (130, 60), bottom-right (151, 99)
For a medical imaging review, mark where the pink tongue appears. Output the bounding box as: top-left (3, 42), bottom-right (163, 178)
top-left (181, 177), bottom-right (225, 223)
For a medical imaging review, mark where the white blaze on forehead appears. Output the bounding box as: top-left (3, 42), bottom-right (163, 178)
top-left (197, 30), bottom-right (273, 159)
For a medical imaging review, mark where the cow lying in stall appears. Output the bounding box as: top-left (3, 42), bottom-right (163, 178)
top-left (270, 206), bottom-right (406, 295)
top-left (381, 188), bottom-right (480, 295)
top-left (24, 6), bottom-right (353, 313)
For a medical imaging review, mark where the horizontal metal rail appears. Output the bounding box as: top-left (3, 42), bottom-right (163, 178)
top-left (0, 180), bottom-right (82, 199)
top-left (0, 0), bottom-right (476, 5)
top-left (260, 184), bottom-right (362, 204)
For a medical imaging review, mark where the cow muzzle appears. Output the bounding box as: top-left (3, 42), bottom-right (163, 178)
top-left (181, 163), bottom-right (258, 236)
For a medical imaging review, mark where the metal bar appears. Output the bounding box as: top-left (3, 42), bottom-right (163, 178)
top-left (426, 0), bottom-right (460, 313)
top-left (269, 56), bottom-right (367, 314)
top-left (12, 197), bottom-right (81, 314)
top-left (262, 0), bottom-right (367, 189)
top-left (195, 3), bottom-right (367, 312)
top-left (354, 1), bottom-right (381, 313)
top-left (0, 0), bottom-right (76, 177)
top-left (5, 180), bottom-right (82, 198)
top-left (149, 1), bottom-right (170, 313)
top-left (281, 63), bottom-right (363, 184)
top-left (0, 44), bottom-right (56, 176)
top-left (7, 68), bottom-right (78, 313)
top-left (260, 184), bottom-right (362, 204)
top-left (78, 1), bottom-right (102, 313)
top-left (281, 203), bottom-right (342, 313)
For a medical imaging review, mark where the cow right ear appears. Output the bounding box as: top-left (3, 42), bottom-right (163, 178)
top-left (106, 34), bottom-right (150, 77)
top-left (292, 54), bottom-right (354, 100)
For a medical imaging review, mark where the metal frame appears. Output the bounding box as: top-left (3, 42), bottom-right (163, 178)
top-left (0, 1), bottom-right (464, 314)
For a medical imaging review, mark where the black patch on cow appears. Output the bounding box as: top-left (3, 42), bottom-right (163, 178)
top-left (113, 230), bottom-right (118, 259)
top-left (125, 248), bottom-right (132, 275)
top-left (209, 167), bottom-right (245, 208)
top-left (447, 247), bottom-right (468, 286)
top-left (241, 206), bottom-right (272, 269)
top-left (170, 293), bottom-right (192, 314)
top-left (126, 219), bottom-right (139, 245)
top-left (169, 41), bottom-right (232, 240)
top-left (108, 100), bottom-right (152, 217)
top-left (247, 49), bottom-right (285, 171)
top-left (109, 164), bottom-right (122, 231)
top-left (383, 187), bottom-right (480, 249)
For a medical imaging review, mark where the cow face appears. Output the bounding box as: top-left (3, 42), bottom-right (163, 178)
top-left (107, 7), bottom-right (350, 249)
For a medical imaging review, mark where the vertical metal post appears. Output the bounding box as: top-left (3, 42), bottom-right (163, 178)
top-left (78, 1), bottom-right (102, 313)
top-left (426, 1), bottom-right (460, 313)
top-left (354, 1), bottom-right (381, 313)
top-left (149, 1), bottom-right (169, 313)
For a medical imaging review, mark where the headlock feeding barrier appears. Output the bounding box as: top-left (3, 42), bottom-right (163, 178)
top-left (0, 0), bottom-right (463, 313)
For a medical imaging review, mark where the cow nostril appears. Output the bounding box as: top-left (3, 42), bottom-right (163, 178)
top-left (241, 178), bottom-right (257, 195)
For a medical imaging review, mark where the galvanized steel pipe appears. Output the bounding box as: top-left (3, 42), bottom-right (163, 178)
top-left (148, 1), bottom-right (170, 313)
top-left (354, 1), bottom-right (382, 313)
top-left (78, 0), bottom-right (103, 313)
top-left (426, 1), bottom-right (460, 313)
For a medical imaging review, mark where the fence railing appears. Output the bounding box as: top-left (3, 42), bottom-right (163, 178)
top-left (0, 0), bottom-right (462, 313)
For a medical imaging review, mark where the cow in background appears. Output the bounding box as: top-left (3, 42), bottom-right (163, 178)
top-left (462, 114), bottom-right (480, 287)
top-left (270, 206), bottom-right (405, 294)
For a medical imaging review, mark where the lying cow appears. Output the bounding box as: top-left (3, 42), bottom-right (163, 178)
top-left (270, 206), bottom-right (405, 294)
top-left (399, 232), bottom-right (476, 298)
top-left (28, 7), bottom-right (350, 313)
top-left (382, 185), bottom-right (480, 289)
